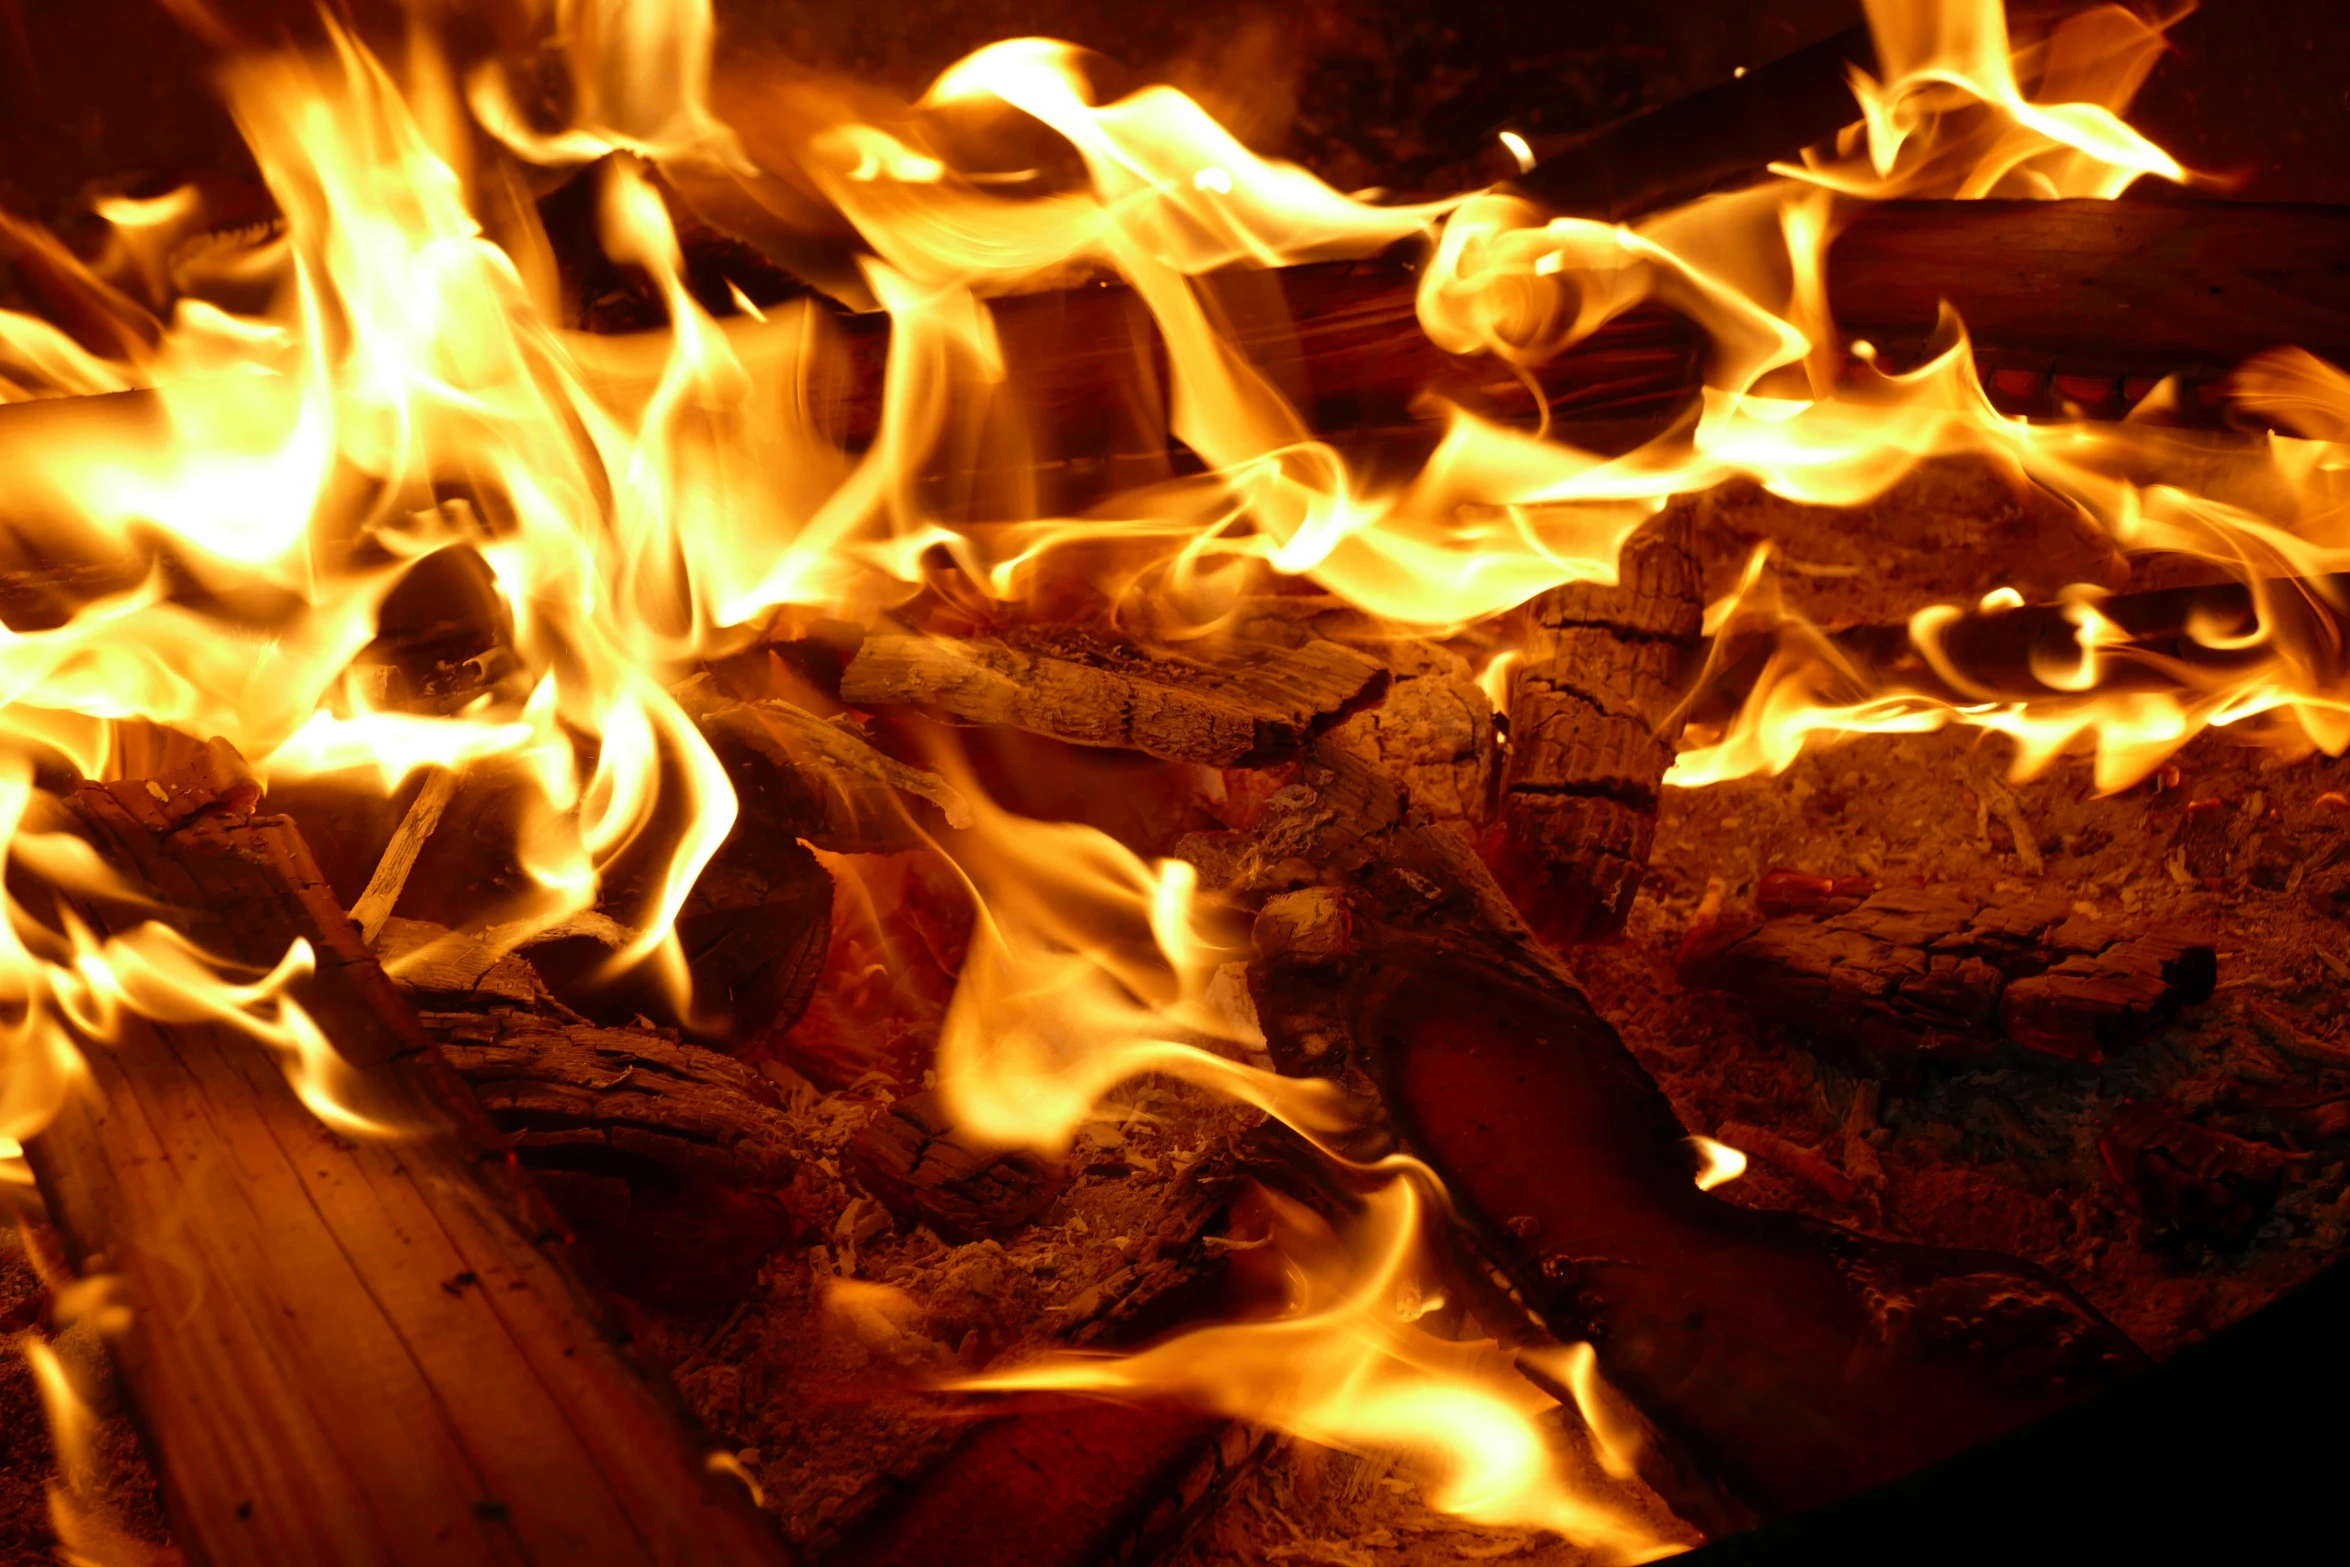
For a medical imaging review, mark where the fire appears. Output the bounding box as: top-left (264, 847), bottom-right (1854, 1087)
top-left (0, 0), bottom-right (2344, 1551)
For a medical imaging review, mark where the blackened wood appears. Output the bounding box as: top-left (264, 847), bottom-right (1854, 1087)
top-left (27, 777), bottom-right (791, 1567)
top-left (428, 1008), bottom-right (801, 1190)
top-left (1491, 508), bottom-right (1703, 943)
top-left (427, 1007), bottom-right (807, 1307)
top-left (844, 1090), bottom-right (1067, 1244)
top-left (839, 626), bottom-right (1390, 767)
top-left (1677, 882), bottom-right (2217, 1064)
top-left (1212, 744), bottom-right (2146, 1526)
top-left (1514, 26), bottom-right (1876, 221)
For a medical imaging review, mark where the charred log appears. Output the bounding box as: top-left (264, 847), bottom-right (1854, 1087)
top-left (1196, 744), bottom-right (2147, 1526)
top-left (1490, 507), bottom-right (1705, 943)
top-left (815, 1152), bottom-right (1249, 1567)
top-left (1677, 877), bottom-right (2218, 1064)
top-left (1698, 568), bottom-right (2350, 724)
top-left (27, 771), bottom-right (789, 1567)
top-left (1513, 26), bottom-right (1875, 221)
top-left (839, 626), bottom-right (1390, 768)
top-left (845, 1090), bottom-right (1068, 1244)
top-left (428, 1008), bottom-right (809, 1307)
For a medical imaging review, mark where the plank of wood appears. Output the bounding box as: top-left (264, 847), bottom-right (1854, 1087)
top-left (26, 775), bottom-right (794, 1567)
top-left (838, 627), bottom-right (1390, 767)
top-left (1203, 743), bottom-right (2147, 1528)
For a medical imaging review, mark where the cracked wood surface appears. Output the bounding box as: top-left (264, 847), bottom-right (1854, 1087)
top-left (1492, 507), bottom-right (1704, 942)
top-left (839, 628), bottom-right (1389, 767)
top-left (1678, 881), bottom-right (2219, 1064)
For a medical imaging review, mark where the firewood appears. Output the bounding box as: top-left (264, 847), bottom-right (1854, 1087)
top-left (673, 674), bottom-right (971, 852)
top-left (814, 1151), bottom-right (1248, 1567)
top-left (1192, 743), bottom-right (2147, 1528)
top-left (1700, 568), bottom-right (2350, 721)
top-left (1514, 25), bottom-right (1875, 221)
top-left (427, 1007), bottom-right (809, 1307)
top-left (838, 626), bottom-right (1390, 768)
top-left (1829, 199), bottom-right (2350, 375)
top-left (844, 1090), bottom-right (1068, 1244)
top-left (1677, 880), bottom-right (2219, 1064)
top-left (1489, 507), bottom-right (1704, 943)
top-left (26, 774), bottom-right (789, 1567)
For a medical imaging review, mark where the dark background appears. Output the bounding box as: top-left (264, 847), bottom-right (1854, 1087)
top-left (3, 1), bottom-right (2349, 225)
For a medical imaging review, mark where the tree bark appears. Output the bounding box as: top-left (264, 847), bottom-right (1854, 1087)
top-left (26, 776), bottom-right (791, 1567)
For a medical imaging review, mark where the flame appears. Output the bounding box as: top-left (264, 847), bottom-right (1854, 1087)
top-left (0, 0), bottom-right (2344, 1549)
top-left (962, 1175), bottom-right (1672, 1560)
top-left (1689, 1137), bottom-right (1750, 1192)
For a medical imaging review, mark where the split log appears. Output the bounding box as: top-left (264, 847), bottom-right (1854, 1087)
top-left (26, 773), bottom-right (790, 1566)
top-left (838, 626), bottom-right (1390, 768)
top-left (845, 1090), bottom-right (1067, 1244)
top-left (1489, 506), bottom-right (1704, 943)
top-left (1677, 877), bottom-right (2219, 1064)
top-left (1193, 743), bottom-right (2146, 1527)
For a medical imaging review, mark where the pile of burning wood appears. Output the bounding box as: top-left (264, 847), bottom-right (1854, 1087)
top-left (3, 3), bottom-right (2349, 1565)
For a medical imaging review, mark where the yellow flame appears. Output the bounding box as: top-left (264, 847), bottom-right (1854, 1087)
top-left (1689, 1137), bottom-right (1749, 1192)
top-left (962, 1177), bottom-right (1671, 1560)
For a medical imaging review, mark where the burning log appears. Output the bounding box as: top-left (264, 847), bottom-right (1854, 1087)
top-left (1489, 507), bottom-right (1704, 943)
top-left (838, 626), bottom-right (1390, 768)
top-left (845, 1090), bottom-right (1067, 1244)
top-left (1700, 569), bottom-right (2350, 719)
top-left (814, 1154), bottom-right (1249, 1567)
top-left (1199, 744), bottom-right (2146, 1526)
top-left (428, 1008), bottom-right (808, 1308)
top-left (25, 770), bottom-right (789, 1566)
top-left (1514, 25), bottom-right (1876, 221)
top-left (1677, 875), bottom-right (2219, 1065)
top-left (1828, 199), bottom-right (2350, 377)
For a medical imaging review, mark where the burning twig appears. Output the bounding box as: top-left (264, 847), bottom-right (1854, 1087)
top-left (348, 765), bottom-right (460, 945)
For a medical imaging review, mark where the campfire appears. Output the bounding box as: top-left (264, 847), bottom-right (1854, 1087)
top-left (1, 0), bottom-right (2346, 1562)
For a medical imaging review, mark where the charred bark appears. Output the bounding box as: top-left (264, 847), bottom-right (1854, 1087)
top-left (845, 1090), bottom-right (1068, 1244)
top-left (1490, 507), bottom-right (1704, 943)
top-left (1196, 744), bottom-right (2147, 1527)
top-left (1677, 878), bottom-right (2218, 1064)
top-left (839, 625), bottom-right (1390, 768)
top-left (427, 1007), bottom-right (809, 1307)
top-left (26, 773), bottom-right (790, 1567)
